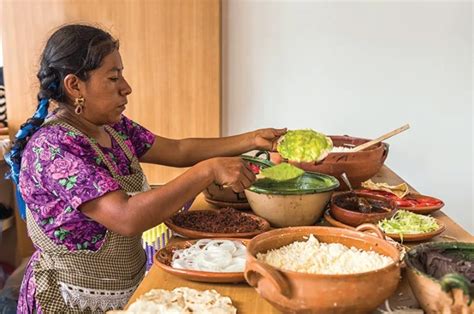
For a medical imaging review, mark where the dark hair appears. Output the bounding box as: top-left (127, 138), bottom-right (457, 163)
top-left (5, 24), bottom-right (118, 218)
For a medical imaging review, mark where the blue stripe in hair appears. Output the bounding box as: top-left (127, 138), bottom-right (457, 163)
top-left (5, 81), bottom-right (57, 219)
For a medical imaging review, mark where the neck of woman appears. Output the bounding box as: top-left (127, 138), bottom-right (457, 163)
top-left (55, 107), bottom-right (107, 140)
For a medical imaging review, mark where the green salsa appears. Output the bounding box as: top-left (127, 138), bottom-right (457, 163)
top-left (260, 163), bottom-right (305, 182)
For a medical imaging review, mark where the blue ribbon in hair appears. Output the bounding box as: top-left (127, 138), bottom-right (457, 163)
top-left (5, 81), bottom-right (57, 219)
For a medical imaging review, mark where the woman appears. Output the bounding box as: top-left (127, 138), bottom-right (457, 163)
top-left (6, 24), bottom-right (285, 313)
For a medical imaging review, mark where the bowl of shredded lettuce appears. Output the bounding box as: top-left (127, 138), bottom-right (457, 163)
top-left (378, 210), bottom-right (445, 242)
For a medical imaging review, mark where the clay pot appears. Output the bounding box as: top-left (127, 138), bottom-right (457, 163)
top-left (271, 135), bottom-right (389, 190)
top-left (330, 191), bottom-right (397, 227)
top-left (244, 172), bottom-right (339, 227)
top-left (405, 242), bottom-right (474, 313)
top-left (245, 225), bottom-right (401, 313)
top-left (202, 154), bottom-right (273, 203)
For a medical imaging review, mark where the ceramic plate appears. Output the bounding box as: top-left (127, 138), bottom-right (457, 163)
top-left (165, 209), bottom-right (271, 239)
top-left (204, 197), bottom-right (251, 210)
top-left (324, 209), bottom-right (445, 242)
top-left (154, 238), bottom-right (249, 283)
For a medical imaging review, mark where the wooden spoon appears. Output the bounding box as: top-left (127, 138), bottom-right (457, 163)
top-left (352, 124), bottom-right (410, 152)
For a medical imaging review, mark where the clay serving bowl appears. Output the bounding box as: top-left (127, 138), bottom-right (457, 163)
top-left (245, 225), bottom-right (401, 314)
top-left (164, 209), bottom-right (271, 239)
top-left (244, 172), bottom-right (339, 227)
top-left (203, 153), bottom-right (273, 204)
top-left (154, 238), bottom-right (249, 283)
top-left (405, 242), bottom-right (474, 313)
top-left (271, 135), bottom-right (389, 190)
top-left (330, 191), bottom-right (397, 227)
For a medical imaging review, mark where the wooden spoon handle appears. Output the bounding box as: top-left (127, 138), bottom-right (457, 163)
top-left (352, 124), bottom-right (410, 152)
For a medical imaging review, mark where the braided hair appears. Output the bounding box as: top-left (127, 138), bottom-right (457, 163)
top-left (5, 24), bottom-right (118, 218)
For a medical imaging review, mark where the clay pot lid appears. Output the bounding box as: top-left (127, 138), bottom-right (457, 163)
top-left (247, 171), bottom-right (339, 195)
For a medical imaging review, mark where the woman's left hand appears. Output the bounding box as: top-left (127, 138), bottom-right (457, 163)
top-left (252, 128), bottom-right (287, 151)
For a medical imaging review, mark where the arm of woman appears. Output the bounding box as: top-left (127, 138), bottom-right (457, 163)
top-left (80, 157), bottom-right (256, 237)
top-left (139, 128), bottom-right (286, 167)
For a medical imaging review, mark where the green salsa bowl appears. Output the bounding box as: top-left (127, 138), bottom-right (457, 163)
top-left (245, 172), bottom-right (339, 227)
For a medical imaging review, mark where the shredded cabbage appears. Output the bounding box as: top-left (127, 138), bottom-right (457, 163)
top-left (277, 129), bottom-right (333, 163)
top-left (378, 210), bottom-right (439, 239)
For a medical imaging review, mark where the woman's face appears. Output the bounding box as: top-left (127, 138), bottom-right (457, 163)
top-left (80, 49), bottom-right (132, 125)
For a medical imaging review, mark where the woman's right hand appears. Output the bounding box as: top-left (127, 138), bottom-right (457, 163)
top-left (205, 157), bottom-right (256, 193)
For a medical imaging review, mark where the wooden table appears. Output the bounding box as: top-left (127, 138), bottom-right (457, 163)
top-left (126, 166), bottom-right (473, 313)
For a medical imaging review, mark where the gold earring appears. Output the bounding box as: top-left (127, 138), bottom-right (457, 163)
top-left (74, 96), bottom-right (85, 115)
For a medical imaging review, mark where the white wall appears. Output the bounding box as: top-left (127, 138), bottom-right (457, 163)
top-left (222, 0), bottom-right (473, 233)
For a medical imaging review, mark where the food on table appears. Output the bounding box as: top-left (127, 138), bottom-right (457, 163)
top-left (330, 146), bottom-right (354, 153)
top-left (171, 239), bottom-right (246, 273)
top-left (406, 242), bottom-right (474, 309)
top-left (334, 194), bottom-right (392, 214)
top-left (413, 247), bottom-right (474, 284)
top-left (122, 287), bottom-right (236, 313)
top-left (277, 129), bottom-right (333, 163)
top-left (259, 163), bottom-right (304, 182)
top-left (378, 210), bottom-right (440, 236)
top-left (256, 234), bottom-right (393, 274)
top-left (170, 208), bottom-right (261, 233)
top-left (359, 189), bottom-right (443, 208)
top-left (361, 179), bottom-right (409, 199)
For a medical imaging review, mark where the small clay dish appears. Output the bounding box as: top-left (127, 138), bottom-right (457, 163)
top-left (154, 238), bottom-right (249, 283)
top-left (165, 209), bottom-right (271, 239)
top-left (330, 191), bottom-right (397, 227)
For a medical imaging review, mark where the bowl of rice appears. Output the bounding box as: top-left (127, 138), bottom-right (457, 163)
top-left (244, 225), bottom-right (401, 313)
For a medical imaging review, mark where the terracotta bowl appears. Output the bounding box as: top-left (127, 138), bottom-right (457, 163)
top-left (405, 242), bottom-right (474, 313)
top-left (154, 238), bottom-right (249, 283)
top-left (202, 154), bottom-right (273, 203)
top-left (244, 172), bottom-right (339, 227)
top-left (271, 135), bottom-right (389, 190)
top-left (330, 191), bottom-right (397, 227)
top-left (245, 225), bottom-right (401, 313)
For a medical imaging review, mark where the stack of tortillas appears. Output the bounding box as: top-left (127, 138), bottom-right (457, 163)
top-left (361, 179), bottom-right (410, 198)
top-left (107, 287), bottom-right (236, 314)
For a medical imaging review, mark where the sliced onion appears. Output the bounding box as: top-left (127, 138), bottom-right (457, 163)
top-left (171, 239), bottom-right (247, 273)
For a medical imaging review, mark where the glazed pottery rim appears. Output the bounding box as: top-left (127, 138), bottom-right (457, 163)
top-left (405, 241), bottom-right (474, 283)
top-left (155, 238), bottom-right (249, 279)
top-left (248, 226), bottom-right (400, 278)
top-left (246, 171), bottom-right (340, 195)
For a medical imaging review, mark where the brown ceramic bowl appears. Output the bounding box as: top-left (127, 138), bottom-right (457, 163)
top-left (330, 191), bottom-right (397, 227)
top-left (405, 242), bottom-right (474, 313)
top-left (154, 238), bottom-right (249, 283)
top-left (245, 225), bottom-right (401, 313)
top-left (271, 135), bottom-right (389, 190)
top-left (202, 154), bottom-right (273, 204)
top-left (164, 209), bottom-right (271, 239)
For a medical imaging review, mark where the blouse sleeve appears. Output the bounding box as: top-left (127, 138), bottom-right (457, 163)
top-left (114, 115), bottom-right (156, 158)
top-left (20, 126), bottom-right (122, 211)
